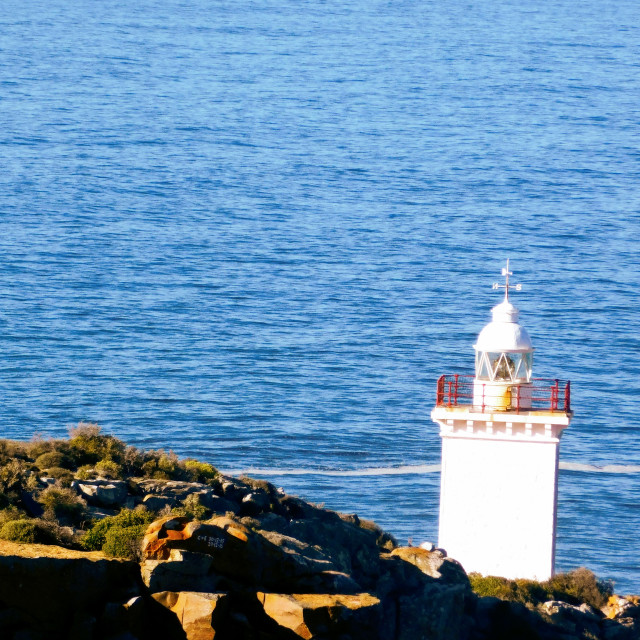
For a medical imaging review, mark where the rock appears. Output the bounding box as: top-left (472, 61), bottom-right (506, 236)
top-left (0, 540), bottom-right (141, 635)
top-left (142, 494), bottom-right (178, 511)
top-left (471, 598), bottom-right (543, 640)
top-left (142, 516), bottom-right (351, 592)
top-left (257, 592), bottom-right (388, 640)
top-left (292, 570), bottom-right (363, 595)
top-left (68, 611), bottom-right (97, 640)
top-left (255, 512), bottom-right (292, 534)
top-left (133, 479), bottom-right (221, 508)
top-left (604, 595), bottom-right (640, 621)
top-left (258, 529), bottom-right (337, 572)
top-left (278, 495), bottom-right (319, 520)
top-left (86, 505), bottom-right (119, 521)
top-left (395, 580), bottom-right (470, 640)
top-left (282, 514), bottom-right (383, 588)
top-left (198, 493), bottom-right (237, 515)
top-left (98, 601), bottom-right (129, 636)
top-left (240, 490), bottom-right (271, 516)
top-left (76, 480), bottom-right (129, 507)
top-left (539, 599), bottom-right (603, 637)
top-left (0, 606), bottom-right (29, 631)
top-left (142, 550), bottom-right (220, 593)
top-left (219, 477), bottom-right (252, 503)
top-left (373, 549), bottom-right (472, 640)
top-left (390, 547), bottom-right (469, 586)
top-left (146, 515), bottom-right (190, 535)
top-left (601, 618), bottom-right (638, 640)
top-left (152, 591), bottom-right (229, 640)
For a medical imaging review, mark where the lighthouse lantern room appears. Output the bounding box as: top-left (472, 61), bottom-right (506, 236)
top-left (431, 262), bottom-right (573, 581)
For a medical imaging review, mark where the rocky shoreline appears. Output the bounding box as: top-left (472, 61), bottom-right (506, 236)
top-left (0, 428), bottom-right (638, 639)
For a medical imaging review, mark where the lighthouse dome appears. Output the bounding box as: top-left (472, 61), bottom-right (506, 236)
top-left (474, 300), bottom-right (534, 353)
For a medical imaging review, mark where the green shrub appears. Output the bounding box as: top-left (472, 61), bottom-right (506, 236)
top-left (26, 437), bottom-right (74, 462)
top-left (182, 459), bottom-right (218, 483)
top-left (470, 574), bottom-right (551, 606)
top-left (122, 446), bottom-right (145, 477)
top-left (35, 451), bottom-right (73, 471)
top-left (0, 506), bottom-right (27, 526)
top-left (25, 473), bottom-right (40, 492)
top-left (0, 440), bottom-right (29, 464)
top-left (76, 465), bottom-right (97, 480)
top-left (68, 423), bottom-right (126, 466)
top-left (95, 459), bottom-right (123, 480)
top-left (24, 437), bottom-right (54, 460)
top-left (469, 574), bottom-right (519, 600)
top-left (102, 523), bottom-right (148, 560)
top-left (469, 569), bottom-right (613, 610)
top-left (38, 487), bottom-right (86, 526)
top-left (172, 493), bottom-right (209, 521)
top-left (0, 459), bottom-right (30, 498)
top-left (547, 568), bottom-right (613, 610)
top-left (157, 453), bottom-right (178, 476)
top-left (0, 519), bottom-right (55, 544)
top-left (140, 451), bottom-right (181, 480)
top-left (141, 459), bottom-right (161, 479)
top-left (82, 508), bottom-right (154, 551)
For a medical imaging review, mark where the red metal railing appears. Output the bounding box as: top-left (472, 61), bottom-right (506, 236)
top-left (436, 374), bottom-right (571, 414)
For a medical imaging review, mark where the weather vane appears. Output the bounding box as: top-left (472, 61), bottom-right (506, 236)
top-left (492, 259), bottom-right (522, 301)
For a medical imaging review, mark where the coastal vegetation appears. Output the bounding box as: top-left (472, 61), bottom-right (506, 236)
top-left (0, 422), bottom-right (220, 557)
top-left (469, 568), bottom-right (614, 610)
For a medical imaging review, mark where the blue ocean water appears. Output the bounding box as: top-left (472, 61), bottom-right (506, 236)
top-left (1, 0), bottom-right (639, 591)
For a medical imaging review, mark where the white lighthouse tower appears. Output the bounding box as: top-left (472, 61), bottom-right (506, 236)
top-left (431, 262), bottom-right (572, 581)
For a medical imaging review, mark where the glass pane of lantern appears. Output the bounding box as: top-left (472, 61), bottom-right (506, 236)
top-left (514, 354), bottom-right (527, 380)
top-left (494, 353), bottom-right (516, 381)
top-left (488, 352), bottom-right (501, 369)
top-left (476, 353), bottom-right (491, 380)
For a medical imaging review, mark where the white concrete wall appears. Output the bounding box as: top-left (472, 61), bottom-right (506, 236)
top-left (439, 434), bottom-right (559, 581)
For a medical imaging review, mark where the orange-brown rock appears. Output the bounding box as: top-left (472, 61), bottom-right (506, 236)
top-left (257, 592), bottom-right (387, 640)
top-left (152, 591), bottom-right (229, 640)
top-left (391, 547), bottom-right (468, 585)
top-left (603, 595), bottom-right (640, 620)
top-left (142, 516), bottom-right (340, 591)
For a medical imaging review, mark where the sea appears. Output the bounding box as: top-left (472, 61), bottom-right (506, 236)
top-left (1, 0), bottom-right (639, 592)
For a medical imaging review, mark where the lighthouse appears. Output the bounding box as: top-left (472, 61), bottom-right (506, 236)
top-left (431, 262), bottom-right (572, 581)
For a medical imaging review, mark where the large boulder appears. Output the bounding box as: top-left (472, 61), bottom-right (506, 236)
top-left (538, 600), bottom-right (603, 638)
top-left (152, 591), bottom-right (229, 640)
top-left (0, 540), bottom-right (141, 637)
top-left (141, 515), bottom-right (351, 593)
top-left (74, 479), bottom-right (129, 507)
top-left (390, 547), bottom-right (469, 586)
top-left (375, 548), bottom-right (472, 640)
top-left (143, 494), bottom-right (178, 511)
top-left (142, 549), bottom-right (220, 593)
top-left (257, 592), bottom-right (390, 640)
top-left (266, 510), bottom-right (384, 589)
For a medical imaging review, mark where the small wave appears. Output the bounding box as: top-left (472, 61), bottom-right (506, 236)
top-left (559, 462), bottom-right (640, 474)
top-left (225, 464), bottom-right (442, 477)
top-left (226, 462), bottom-right (640, 477)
